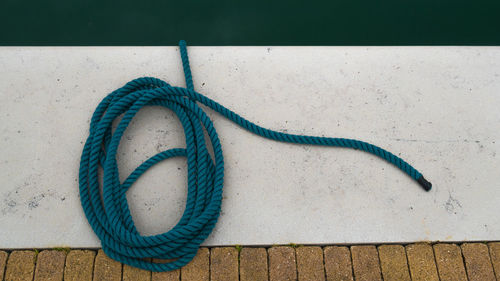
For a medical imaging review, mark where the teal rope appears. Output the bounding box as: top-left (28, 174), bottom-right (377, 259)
top-left (79, 40), bottom-right (432, 272)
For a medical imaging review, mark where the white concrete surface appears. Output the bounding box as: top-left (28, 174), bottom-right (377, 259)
top-left (0, 46), bottom-right (499, 248)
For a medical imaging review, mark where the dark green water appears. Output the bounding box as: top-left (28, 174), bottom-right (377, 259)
top-left (1, 0), bottom-right (499, 45)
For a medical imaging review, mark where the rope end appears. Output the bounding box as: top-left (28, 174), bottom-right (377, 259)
top-left (417, 176), bottom-right (432, 192)
top-left (179, 40), bottom-right (187, 48)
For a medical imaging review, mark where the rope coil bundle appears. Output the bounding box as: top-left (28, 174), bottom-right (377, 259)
top-left (79, 40), bottom-right (432, 272)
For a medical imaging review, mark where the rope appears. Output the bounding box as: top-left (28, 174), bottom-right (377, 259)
top-left (79, 40), bottom-right (432, 272)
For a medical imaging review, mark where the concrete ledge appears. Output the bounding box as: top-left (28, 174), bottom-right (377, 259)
top-left (1, 47), bottom-right (499, 247)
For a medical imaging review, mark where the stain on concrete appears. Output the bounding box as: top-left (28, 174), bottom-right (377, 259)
top-left (27, 194), bottom-right (45, 210)
top-left (444, 193), bottom-right (462, 214)
top-left (143, 198), bottom-right (160, 211)
top-left (2, 198), bottom-right (18, 215)
top-left (1, 174), bottom-right (66, 216)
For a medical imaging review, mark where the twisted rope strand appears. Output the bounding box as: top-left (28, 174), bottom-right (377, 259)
top-left (79, 40), bottom-right (432, 272)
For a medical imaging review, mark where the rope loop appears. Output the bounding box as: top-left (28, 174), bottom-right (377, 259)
top-left (79, 40), bottom-right (431, 272)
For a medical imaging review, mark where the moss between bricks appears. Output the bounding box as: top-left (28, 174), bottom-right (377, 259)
top-left (235, 245), bottom-right (242, 262)
top-left (33, 249), bottom-right (39, 263)
top-left (288, 243), bottom-right (303, 249)
top-left (53, 247), bottom-right (71, 254)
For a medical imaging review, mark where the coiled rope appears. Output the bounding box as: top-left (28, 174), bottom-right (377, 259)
top-left (79, 40), bottom-right (432, 272)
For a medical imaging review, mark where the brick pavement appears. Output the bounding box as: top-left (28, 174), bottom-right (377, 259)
top-left (1, 243), bottom-right (499, 280)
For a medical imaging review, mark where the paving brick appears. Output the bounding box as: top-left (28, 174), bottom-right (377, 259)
top-left (323, 246), bottom-right (353, 281)
top-left (64, 250), bottom-right (96, 281)
top-left (34, 250), bottom-right (66, 281)
top-left (151, 259), bottom-right (179, 281)
top-left (0, 251), bottom-right (8, 281)
top-left (93, 249), bottom-right (122, 281)
top-left (210, 247), bottom-right (238, 281)
top-left (406, 243), bottom-right (439, 281)
top-left (123, 263), bottom-right (151, 281)
top-left (351, 246), bottom-right (382, 281)
top-left (461, 243), bottom-right (495, 281)
top-left (180, 248), bottom-right (209, 281)
top-left (378, 245), bottom-right (410, 281)
top-left (296, 246), bottom-right (325, 281)
top-left (433, 244), bottom-right (467, 281)
top-left (239, 248), bottom-right (268, 281)
top-left (268, 246), bottom-right (297, 281)
top-left (4, 250), bottom-right (36, 281)
top-left (488, 242), bottom-right (500, 280)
